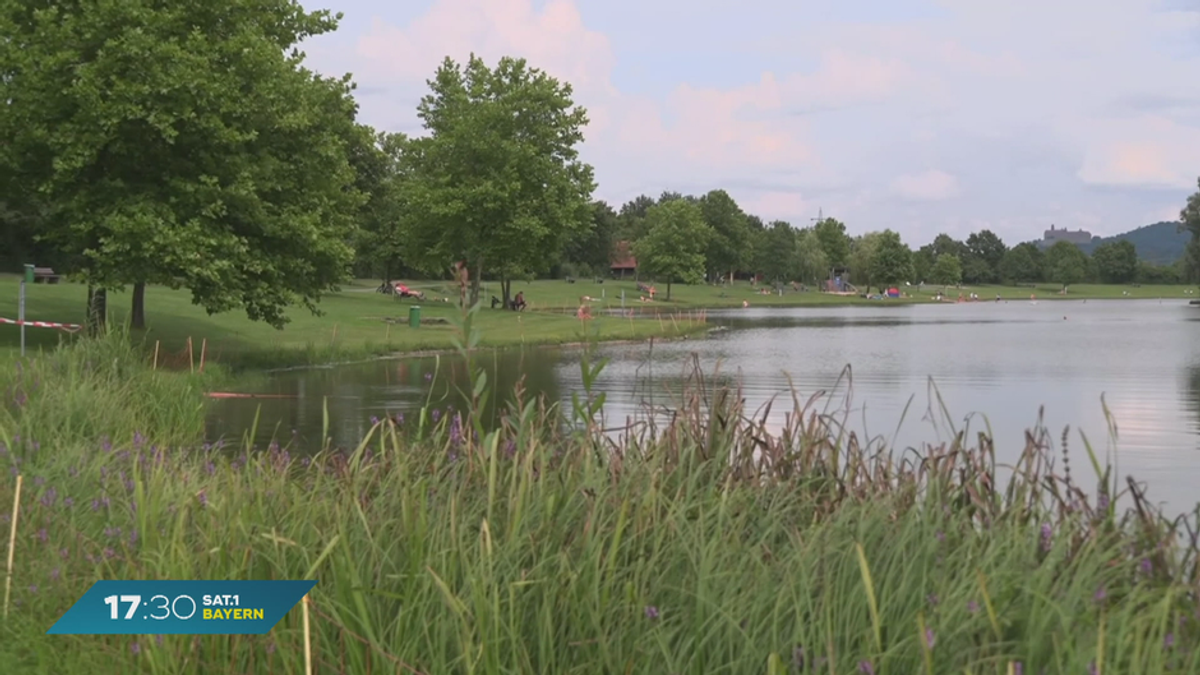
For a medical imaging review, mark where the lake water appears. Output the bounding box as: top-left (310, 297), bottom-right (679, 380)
top-left (206, 299), bottom-right (1200, 513)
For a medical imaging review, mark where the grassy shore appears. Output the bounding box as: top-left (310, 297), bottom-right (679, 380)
top-left (1, 275), bottom-right (1194, 367)
top-left (1, 336), bottom-right (1198, 674)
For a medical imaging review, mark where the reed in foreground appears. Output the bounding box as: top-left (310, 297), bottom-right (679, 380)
top-left (0, 355), bottom-right (1198, 674)
top-left (2, 297), bottom-right (1200, 675)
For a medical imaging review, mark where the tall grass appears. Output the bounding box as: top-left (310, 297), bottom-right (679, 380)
top-left (0, 295), bottom-right (1198, 674)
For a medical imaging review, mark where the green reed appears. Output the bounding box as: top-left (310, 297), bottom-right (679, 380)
top-left (0, 299), bottom-right (1197, 674)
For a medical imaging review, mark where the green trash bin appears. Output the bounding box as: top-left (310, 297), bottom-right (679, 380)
top-left (23, 264), bottom-right (34, 284)
top-left (408, 306), bottom-right (421, 328)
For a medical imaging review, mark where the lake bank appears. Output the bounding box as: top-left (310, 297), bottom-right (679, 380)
top-left (3, 337), bottom-right (1198, 674)
top-left (1, 276), bottom-right (1195, 368)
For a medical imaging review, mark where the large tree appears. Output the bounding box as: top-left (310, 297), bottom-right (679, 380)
top-left (698, 189), bottom-right (752, 282)
top-left (813, 217), bottom-right (851, 268)
top-left (401, 54), bottom-right (595, 307)
top-left (632, 199), bottom-right (711, 300)
top-left (757, 220), bottom-right (796, 283)
top-left (793, 228), bottom-right (830, 285)
top-left (869, 230), bottom-right (914, 291)
top-left (561, 200), bottom-right (619, 275)
top-left (929, 253), bottom-right (963, 286)
top-left (1091, 240), bottom-right (1138, 284)
top-left (849, 232), bottom-right (883, 291)
top-left (1182, 178), bottom-right (1200, 280)
top-left (964, 230), bottom-right (1007, 284)
top-left (1000, 242), bottom-right (1044, 284)
top-left (350, 129), bottom-right (410, 286)
top-left (1045, 240), bottom-right (1089, 290)
top-left (0, 0), bottom-right (363, 330)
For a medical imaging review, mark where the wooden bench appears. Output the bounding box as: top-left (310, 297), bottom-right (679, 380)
top-left (33, 267), bottom-right (60, 284)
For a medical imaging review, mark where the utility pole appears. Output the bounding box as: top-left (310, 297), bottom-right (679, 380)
top-left (810, 208), bottom-right (824, 225)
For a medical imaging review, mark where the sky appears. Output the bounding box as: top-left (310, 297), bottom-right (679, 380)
top-left (299, 0), bottom-right (1200, 246)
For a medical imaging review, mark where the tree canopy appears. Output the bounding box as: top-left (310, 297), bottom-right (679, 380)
top-left (0, 0), bottom-right (364, 328)
top-left (400, 54), bottom-right (595, 306)
top-left (632, 200), bottom-right (711, 300)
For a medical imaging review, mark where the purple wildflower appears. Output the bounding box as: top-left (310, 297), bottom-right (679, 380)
top-left (155, 635), bottom-right (163, 646)
top-left (197, 491), bottom-right (208, 507)
top-left (1012, 662), bottom-right (1023, 675)
top-left (644, 605), bottom-right (659, 620)
top-left (1094, 587), bottom-right (1107, 603)
top-left (39, 487), bottom-right (57, 507)
top-left (91, 498), bottom-right (101, 512)
top-left (103, 547), bottom-right (116, 559)
top-left (449, 414), bottom-right (463, 446)
top-left (395, 412), bottom-right (405, 425)
top-left (33, 476), bottom-right (45, 487)
top-left (935, 530), bottom-right (945, 542)
top-left (205, 461), bottom-right (215, 475)
top-left (1164, 633), bottom-right (1175, 649)
top-left (104, 526), bottom-right (121, 539)
top-left (432, 409), bottom-right (441, 423)
top-left (101, 437), bottom-right (112, 452)
top-left (49, 568), bottom-right (60, 581)
top-left (63, 497), bottom-right (74, 508)
top-left (424, 372), bottom-right (433, 382)
top-left (36, 528), bottom-right (47, 544)
top-left (266, 640), bottom-right (277, 654)
top-left (925, 628), bottom-right (936, 649)
top-left (967, 600), bottom-right (979, 613)
top-left (370, 416), bottom-right (379, 426)
top-left (129, 530), bottom-right (139, 546)
top-left (858, 660), bottom-right (875, 675)
top-left (59, 548), bottom-right (69, 559)
top-left (28, 584), bottom-right (37, 594)
top-left (131, 642), bottom-right (141, 655)
top-left (133, 431), bottom-right (145, 448)
top-left (1088, 660), bottom-right (1097, 675)
top-left (504, 439), bottom-right (516, 457)
top-left (1040, 523), bottom-right (1052, 551)
top-left (927, 593), bottom-right (939, 607)
top-left (1140, 558), bottom-right (1152, 575)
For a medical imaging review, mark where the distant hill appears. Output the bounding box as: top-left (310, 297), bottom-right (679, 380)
top-left (1036, 221), bottom-right (1190, 265)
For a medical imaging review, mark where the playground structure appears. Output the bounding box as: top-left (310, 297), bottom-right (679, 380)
top-left (823, 266), bottom-right (859, 295)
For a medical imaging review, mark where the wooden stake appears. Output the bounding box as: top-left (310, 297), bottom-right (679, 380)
top-left (4, 474), bottom-right (23, 619)
top-left (199, 339), bottom-right (207, 373)
top-left (152, 340), bottom-right (160, 370)
top-left (302, 595), bottom-right (313, 675)
top-left (187, 337), bottom-right (194, 373)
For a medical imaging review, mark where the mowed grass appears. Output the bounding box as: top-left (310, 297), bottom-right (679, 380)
top-left (1, 275), bottom-right (1194, 366)
top-left (0, 338), bottom-right (1198, 674)
top-left (0, 276), bottom-right (710, 368)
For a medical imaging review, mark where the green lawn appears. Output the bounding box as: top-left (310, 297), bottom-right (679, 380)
top-left (1, 275), bottom-right (1193, 367)
top-left (0, 276), bottom-right (711, 368)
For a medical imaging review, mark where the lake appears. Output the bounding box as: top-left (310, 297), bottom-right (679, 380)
top-left (206, 299), bottom-right (1200, 513)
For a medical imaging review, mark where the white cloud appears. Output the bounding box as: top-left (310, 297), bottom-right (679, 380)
top-left (306, 0), bottom-right (1200, 245)
top-left (890, 170), bottom-right (960, 201)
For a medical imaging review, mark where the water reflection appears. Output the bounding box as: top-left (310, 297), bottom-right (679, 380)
top-left (207, 300), bottom-right (1200, 512)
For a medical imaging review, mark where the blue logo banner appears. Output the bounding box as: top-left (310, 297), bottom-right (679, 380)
top-left (46, 580), bottom-right (317, 635)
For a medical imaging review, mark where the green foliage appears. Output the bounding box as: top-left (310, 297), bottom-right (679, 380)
top-left (757, 221), bottom-right (797, 283)
top-left (560, 200), bottom-right (619, 276)
top-left (350, 129), bottom-right (410, 280)
top-left (1092, 240), bottom-right (1139, 284)
top-left (1078, 221), bottom-right (1192, 265)
top-left (964, 230), bottom-right (1007, 284)
top-left (632, 200), bottom-right (711, 299)
top-left (698, 189), bottom-right (752, 280)
top-left (3, 341), bottom-right (1199, 673)
top-left (1000, 242), bottom-right (1044, 284)
top-left (813, 217), bottom-right (852, 268)
top-left (849, 232), bottom-right (882, 290)
top-left (869, 230), bottom-right (914, 289)
top-left (400, 54), bottom-right (595, 303)
top-left (929, 253), bottom-right (963, 286)
top-left (1045, 240), bottom-right (1089, 288)
top-left (0, 0), bottom-right (362, 328)
top-left (793, 228), bottom-right (829, 284)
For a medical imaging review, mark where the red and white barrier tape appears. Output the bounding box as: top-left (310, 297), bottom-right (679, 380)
top-left (0, 317), bottom-right (84, 332)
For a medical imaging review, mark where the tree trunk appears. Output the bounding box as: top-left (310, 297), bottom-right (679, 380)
top-left (86, 286), bottom-right (107, 336)
top-left (131, 282), bottom-right (146, 329)
top-left (667, 281), bottom-right (672, 301)
top-left (501, 278), bottom-right (512, 309)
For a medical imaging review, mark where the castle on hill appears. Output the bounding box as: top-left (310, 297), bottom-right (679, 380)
top-left (1042, 224), bottom-right (1094, 245)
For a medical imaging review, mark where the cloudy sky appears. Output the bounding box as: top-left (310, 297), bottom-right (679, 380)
top-left (301, 0), bottom-right (1200, 246)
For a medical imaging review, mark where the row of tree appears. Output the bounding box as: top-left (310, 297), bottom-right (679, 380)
top-left (550, 189), bottom-right (1195, 298)
top-left (3, 0), bottom-right (1199, 330)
